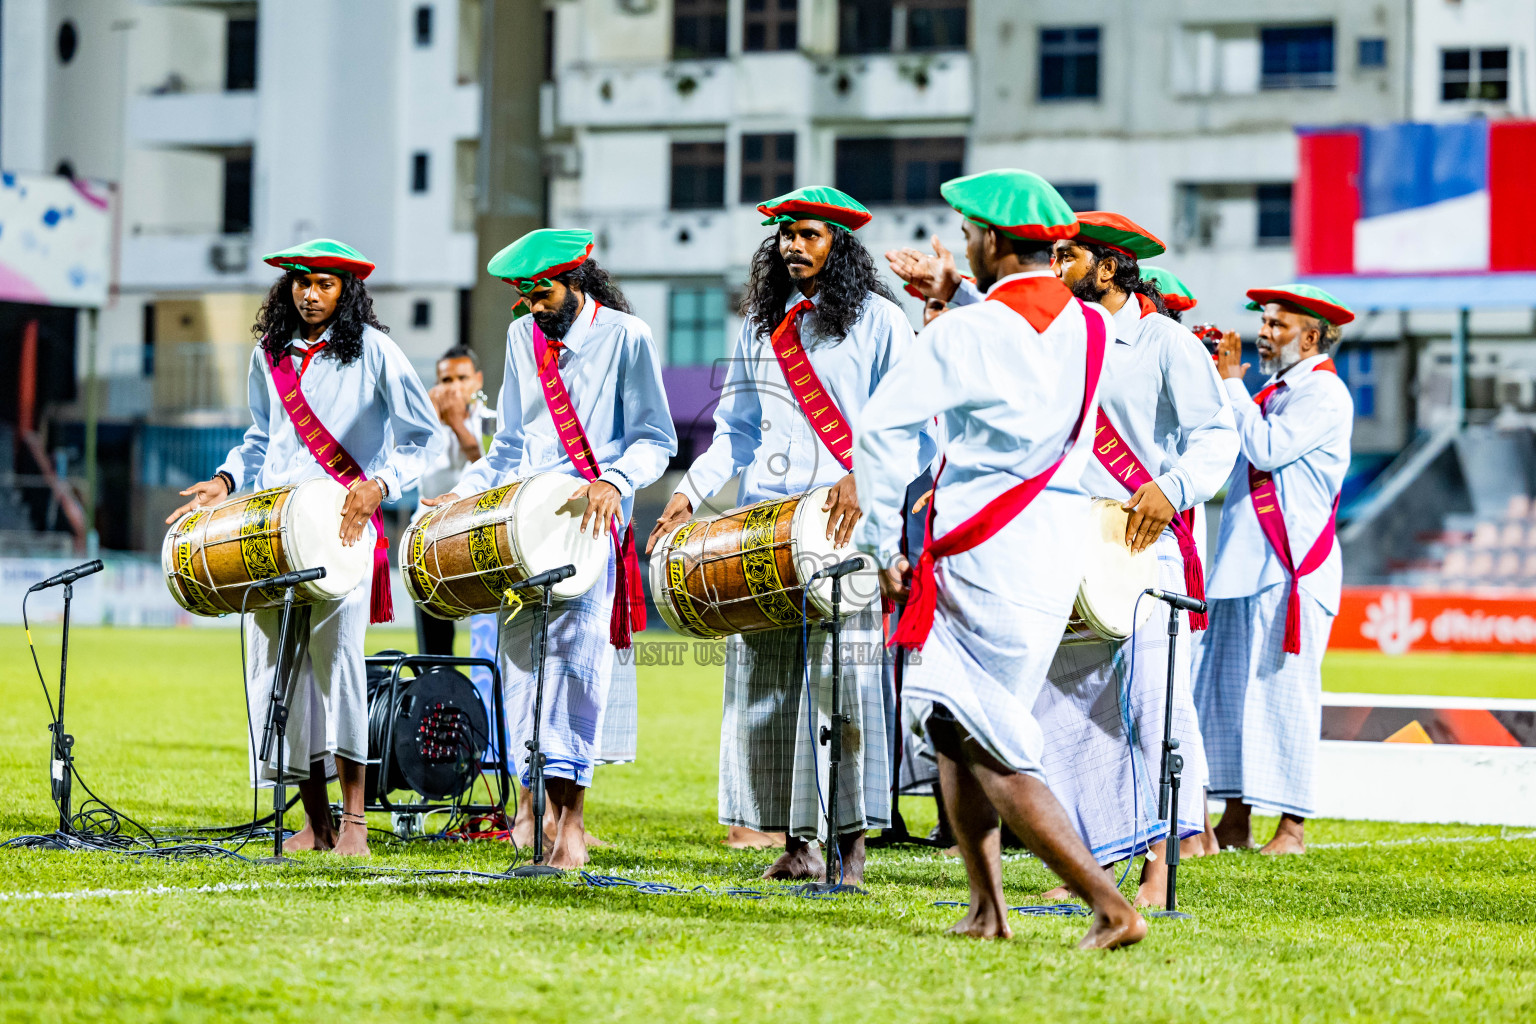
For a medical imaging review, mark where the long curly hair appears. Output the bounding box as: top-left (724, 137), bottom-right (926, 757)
top-left (1075, 242), bottom-right (1167, 316)
top-left (558, 258), bottom-right (632, 313)
top-left (252, 271), bottom-right (387, 365)
top-left (742, 228), bottom-right (896, 343)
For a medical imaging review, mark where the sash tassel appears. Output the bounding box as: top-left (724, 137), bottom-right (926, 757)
top-left (370, 530), bottom-right (394, 624)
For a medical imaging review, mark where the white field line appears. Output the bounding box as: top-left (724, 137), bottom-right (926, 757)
top-left (1310, 830), bottom-right (1536, 850)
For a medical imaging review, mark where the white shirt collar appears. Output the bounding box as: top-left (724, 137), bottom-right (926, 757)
top-left (783, 288), bottom-right (822, 311)
top-left (553, 295), bottom-right (602, 352)
top-left (1273, 351), bottom-right (1332, 386)
top-left (983, 269), bottom-right (1056, 296)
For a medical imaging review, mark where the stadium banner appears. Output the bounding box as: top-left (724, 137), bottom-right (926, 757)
top-left (1333, 586), bottom-right (1536, 655)
top-left (1295, 119), bottom-right (1536, 276)
top-left (0, 170), bottom-right (112, 307)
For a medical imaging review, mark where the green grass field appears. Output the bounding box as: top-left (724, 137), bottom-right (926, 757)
top-left (2, 626), bottom-right (1533, 1023)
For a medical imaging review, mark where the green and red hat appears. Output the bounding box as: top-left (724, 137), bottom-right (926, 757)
top-left (1073, 211), bottom-right (1166, 261)
top-left (757, 186), bottom-right (872, 232)
top-left (1140, 265), bottom-right (1196, 312)
top-left (262, 238), bottom-right (375, 280)
top-left (487, 228), bottom-right (596, 292)
top-left (1244, 283), bottom-right (1355, 326)
top-left (939, 169), bottom-right (1078, 241)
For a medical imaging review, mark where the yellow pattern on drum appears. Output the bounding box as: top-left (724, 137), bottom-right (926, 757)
top-left (407, 505), bottom-right (438, 602)
top-left (238, 488), bottom-right (283, 602)
top-left (466, 485), bottom-right (518, 598)
top-left (173, 509), bottom-right (220, 616)
top-left (665, 520), bottom-right (724, 638)
top-left (739, 500), bottom-right (800, 628)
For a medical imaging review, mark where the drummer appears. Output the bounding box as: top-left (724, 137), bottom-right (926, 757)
top-left (423, 229), bottom-right (675, 870)
top-left (166, 239), bottom-right (440, 857)
top-left (647, 186), bottom-right (920, 884)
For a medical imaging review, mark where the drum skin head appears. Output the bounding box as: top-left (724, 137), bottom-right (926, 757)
top-left (788, 485), bottom-right (879, 618)
top-left (1076, 498), bottom-right (1159, 640)
top-left (508, 473), bottom-right (609, 600)
top-left (284, 477), bottom-right (371, 600)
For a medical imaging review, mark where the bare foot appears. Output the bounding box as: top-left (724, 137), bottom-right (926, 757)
top-left (333, 813), bottom-right (371, 857)
top-left (1180, 833), bottom-right (1213, 859)
top-left (547, 817), bottom-right (590, 870)
top-left (821, 833), bottom-right (866, 885)
top-left (584, 831), bottom-right (611, 848)
top-left (1213, 807), bottom-right (1255, 850)
top-left (1260, 815), bottom-right (1305, 855)
top-left (948, 899), bottom-right (1012, 939)
top-left (1135, 856), bottom-right (1167, 909)
top-left (723, 826), bottom-right (786, 849)
top-left (1036, 885), bottom-right (1076, 902)
top-left (281, 820), bottom-right (334, 853)
top-left (1077, 907), bottom-right (1147, 950)
top-left (942, 844), bottom-right (960, 858)
top-left (762, 839), bottom-right (823, 880)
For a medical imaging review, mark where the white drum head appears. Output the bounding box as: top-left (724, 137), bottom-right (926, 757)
top-left (1076, 498), bottom-right (1159, 640)
top-left (508, 472), bottom-right (609, 601)
top-left (790, 485), bottom-right (879, 619)
top-left (284, 477), bottom-right (371, 599)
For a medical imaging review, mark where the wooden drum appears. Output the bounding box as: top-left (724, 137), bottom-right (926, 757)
top-left (400, 472), bottom-right (608, 620)
top-left (1060, 498), bottom-right (1160, 646)
top-left (649, 486), bottom-right (877, 639)
top-left (162, 477), bottom-right (371, 615)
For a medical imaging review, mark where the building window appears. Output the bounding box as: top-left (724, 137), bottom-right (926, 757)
top-left (415, 6), bottom-right (433, 47)
top-left (740, 134), bottom-right (796, 205)
top-left (225, 17), bottom-right (258, 91)
top-left (1337, 349), bottom-right (1376, 418)
top-left (670, 142), bottom-right (726, 210)
top-left (1358, 37), bottom-right (1386, 69)
top-left (1260, 24), bottom-right (1334, 90)
top-left (1256, 183), bottom-right (1293, 244)
top-left (222, 153), bottom-right (252, 234)
top-left (744, 0), bottom-right (797, 52)
top-left (1442, 48), bottom-right (1509, 102)
top-left (57, 21), bottom-right (79, 64)
top-left (834, 136), bottom-right (963, 205)
top-left (412, 300), bottom-right (432, 328)
top-left (411, 152), bottom-right (430, 193)
top-left (1051, 182), bottom-right (1098, 213)
top-left (839, 0), bottom-right (893, 54)
top-left (907, 0), bottom-right (967, 52)
top-left (1039, 26), bottom-right (1100, 101)
top-left (668, 285), bottom-right (728, 366)
top-left (674, 0), bottom-right (728, 59)
top-left (142, 302), bottom-right (156, 377)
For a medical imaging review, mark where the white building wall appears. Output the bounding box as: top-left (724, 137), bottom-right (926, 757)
top-left (1409, 0), bottom-right (1536, 120)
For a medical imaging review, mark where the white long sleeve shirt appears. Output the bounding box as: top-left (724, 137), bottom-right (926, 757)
top-left (453, 299), bottom-right (677, 525)
top-left (1206, 352), bottom-right (1354, 612)
top-left (854, 272), bottom-right (1112, 600)
top-left (677, 289), bottom-right (920, 510)
top-left (217, 324), bottom-right (441, 498)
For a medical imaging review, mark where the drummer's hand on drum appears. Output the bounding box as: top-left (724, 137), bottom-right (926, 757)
top-left (646, 492), bottom-right (694, 554)
top-left (1216, 330), bottom-right (1249, 381)
top-left (165, 477), bottom-right (229, 524)
top-left (824, 473), bottom-right (863, 547)
top-left (878, 556), bottom-right (911, 604)
top-left (574, 479), bottom-right (622, 539)
top-left (1122, 481), bottom-right (1176, 554)
top-left (340, 479), bottom-right (385, 546)
top-left (420, 491), bottom-right (460, 508)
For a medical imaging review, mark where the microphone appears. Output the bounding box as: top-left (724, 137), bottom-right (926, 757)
top-left (247, 567), bottom-right (328, 589)
top-left (810, 556), bottom-right (867, 581)
top-left (28, 560), bottom-right (104, 593)
top-left (510, 564), bottom-right (577, 591)
top-left (1144, 588), bottom-right (1207, 614)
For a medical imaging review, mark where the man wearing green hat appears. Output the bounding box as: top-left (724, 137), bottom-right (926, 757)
top-left (424, 228), bottom-right (675, 869)
top-left (855, 170), bottom-right (1144, 948)
top-left (646, 185), bottom-right (916, 884)
top-left (1197, 285), bottom-right (1355, 855)
top-left (167, 239), bottom-right (441, 857)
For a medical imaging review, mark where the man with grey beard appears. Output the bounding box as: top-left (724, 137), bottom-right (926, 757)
top-left (1198, 284), bottom-right (1355, 856)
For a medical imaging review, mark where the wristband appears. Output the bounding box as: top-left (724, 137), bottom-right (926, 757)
top-left (214, 471), bottom-right (235, 494)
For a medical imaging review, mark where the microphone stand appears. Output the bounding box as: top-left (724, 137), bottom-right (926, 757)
top-left (256, 583), bottom-right (302, 865)
top-left (39, 581), bottom-right (79, 847)
top-left (510, 565), bottom-right (576, 877)
top-left (1147, 591), bottom-right (1194, 920)
top-left (803, 560), bottom-right (867, 895)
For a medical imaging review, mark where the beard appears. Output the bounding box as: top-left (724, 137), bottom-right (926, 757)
top-left (1068, 273), bottom-right (1108, 305)
top-left (533, 289), bottom-right (581, 339)
top-left (1260, 337), bottom-right (1303, 376)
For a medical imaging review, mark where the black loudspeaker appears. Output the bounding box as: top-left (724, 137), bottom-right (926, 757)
top-left (366, 663), bottom-right (490, 801)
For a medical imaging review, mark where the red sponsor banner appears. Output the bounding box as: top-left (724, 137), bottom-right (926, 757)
top-left (1333, 587), bottom-right (1536, 655)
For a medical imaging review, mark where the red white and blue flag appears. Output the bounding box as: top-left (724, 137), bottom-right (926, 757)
top-left (1296, 120), bottom-right (1536, 276)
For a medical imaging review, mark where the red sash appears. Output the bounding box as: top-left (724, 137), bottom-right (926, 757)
top-left (768, 299), bottom-right (855, 471)
top-left (1091, 412), bottom-right (1207, 630)
top-left (889, 284), bottom-right (1106, 650)
top-left (532, 308), bottom-right (645, 649)
top-left (1247, 358), bottom-right (1339, 655)
top-left (265, 347), bottom-right (393, 624)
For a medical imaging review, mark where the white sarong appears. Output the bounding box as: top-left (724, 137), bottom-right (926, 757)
top-left (1036, 541), bottom-right (1209, 864)
top-left (1194, 583), bottom-right (1334, 818)
top-left (717, 607), bottom-right (893, 840)
top-left (598, 648), bottom-right (638, 766)
top-left (497, 552), bottom-right (618, 787)
top-left (243, 578), bottom-right (370, 785)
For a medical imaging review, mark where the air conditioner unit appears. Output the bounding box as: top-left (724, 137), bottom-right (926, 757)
top-left (209, 238), bottom-right (249, 274)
